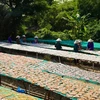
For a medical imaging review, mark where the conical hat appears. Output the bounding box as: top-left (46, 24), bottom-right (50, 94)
top-left (22, 35), bottom-right (26, 37)
top-left (88, 39), bottom-right (93, 42)
top-left (16, 35), bottom-right (20, 39)
top-left (74, 40), bottom-right (79, 44)
top-left (56, 38), bottom-right (62, 41)
top-left (34, 36), bottom-right (38, 38)
top-left (77, 39), bottom-right (82, 43)
top-left (74, 39), bottom-right (82, 44)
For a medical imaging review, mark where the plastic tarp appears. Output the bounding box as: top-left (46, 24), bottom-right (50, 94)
top-left (2, 38), bottom-right (100, 50)
top-left (26, 38), bottom-right (100, 50)
top-left (0, 86), bottom-right (43, 100)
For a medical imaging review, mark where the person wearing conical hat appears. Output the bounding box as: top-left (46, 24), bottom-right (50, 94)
top-left (74, 39), bottom-right (82, 52)
top-left (16, 35), bottom-right (21, 44)
top-left (77, 39), bottom-right (82, 50)
top-left (22, 35), bottom-right (26, 42)
top-left (73, 39), bottom-right (82, 64)
top-left (55, 38), bottom-right (62, 50)
top-left (87, 39), bottom-right (94, 50)
top-left (74, 40), bottom-right (79, 52)
top-left (34, 35), bottom-right (38, 43)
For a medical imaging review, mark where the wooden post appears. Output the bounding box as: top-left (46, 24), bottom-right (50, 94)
top-left (92, 62), bottom-right (94, 69)
top-left (58, 57), bottom-right (61, 63)
top-left (26, 51), bottom-right (28, 55)
top-left (0, 75), bottom-right (1, 86)
top-left (59, 95), bottom-right (62, 100)
top-left (22, 81), bottom-right (27, 94)
top-left (36, 53), bottom-right (38, 58)
top-left (44, 90), bottom-right (50, 100)
top-left (44, 90), bottom-right (48, 100)
top-left (28, 84), bottom-right (30, 94)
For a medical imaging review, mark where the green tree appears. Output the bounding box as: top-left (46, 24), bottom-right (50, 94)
top-left (78, 0), bottom-right (100, 41)
top-left (0, 0), bottom-right (49, 40)
top-left (78, 0), bottom-right (100, 19)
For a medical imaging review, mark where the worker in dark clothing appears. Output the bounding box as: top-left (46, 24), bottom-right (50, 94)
top-left (74, 39), bottom-right (82, 52)
top-left (73, 39), bottom-right (82, 64)
top-left (74, 40), bottom-right (79, 52)
top-left (16, 35), bottom-right (21, 44)
top-left (34, 36), bottom-right (38, 43)
top-left (55, 38), bottom-right (62, 50)
top-left (22, 35), bottom-right (26, 42)
top-left (77, 39), bottom-right (82, 50)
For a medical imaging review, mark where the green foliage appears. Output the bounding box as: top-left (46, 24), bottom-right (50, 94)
top-left (34, 28), bottom-right (69, 40)
top-left (0, 0), bottom-right (100, 42)
top-left (86, 20), bottom-right (100, 42)
top-left (0, 5), bottom-right (12, 40)
top-left (78, 0), bottom-right (100, 19)
top-left (26, 32), bottom-right (34, 38)
top-left (0, 0), bottom-right (49, 40)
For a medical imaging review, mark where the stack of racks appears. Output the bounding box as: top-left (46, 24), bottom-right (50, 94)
top-left (0, 42), bottom-right (100, 63)
top-left (0, 53), bottom-right (100, 83)
top-left (34, 62), bottom-right (100, 83)
top-left (0, 52), bottom-right (100, 83)
top-left (1, 70), bottom-right (100, 100)
top-left (0, 52), bottom-right (100, 100)
top-left (22, 42), bottom-right (100, 56)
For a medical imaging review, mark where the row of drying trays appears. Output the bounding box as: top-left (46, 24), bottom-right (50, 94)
top-left (0, 52), bottom-right (100, 100)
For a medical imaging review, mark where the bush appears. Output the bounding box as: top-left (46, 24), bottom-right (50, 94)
top-left (26, 32), bottom-right (34, 38)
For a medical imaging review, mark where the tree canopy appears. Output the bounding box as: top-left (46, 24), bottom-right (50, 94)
top-left (0, 0), bottom-right (100, 42)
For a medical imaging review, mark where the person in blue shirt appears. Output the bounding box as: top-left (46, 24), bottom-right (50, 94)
top-left (8, 35), bottom-right (12, 43)
top-left (87, 39), bottom-right (94, 50)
